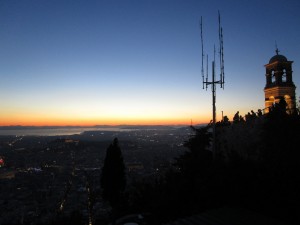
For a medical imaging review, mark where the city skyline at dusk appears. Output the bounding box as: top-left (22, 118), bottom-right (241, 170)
top-left (1, 0), bottom-right (300, 126)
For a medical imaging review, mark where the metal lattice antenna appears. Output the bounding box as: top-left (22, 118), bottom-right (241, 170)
top-left (218, 11), bottom-right (222, 87)
top-left (200, 17), bottom-right (205, 89)
top-left (206, 54), bottom-right (208, 90)
top-left (220, 27), bottom-right (225, 88)
top-left (200, 11), bottom-right (225, 159)
top-left (217, 11), bottom-right (225, 89)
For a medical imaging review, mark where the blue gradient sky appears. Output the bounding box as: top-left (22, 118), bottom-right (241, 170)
top-left (1, 0), bottom-right (299, 125)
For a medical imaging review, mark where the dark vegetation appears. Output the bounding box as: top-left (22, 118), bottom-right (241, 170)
top-left (122, 100), bottom-right (300, 225)
top-left (2, 100), bottom-right (299, 225)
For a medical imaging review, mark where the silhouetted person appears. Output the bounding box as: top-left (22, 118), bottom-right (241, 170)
top-left (257, 109), bottom-right (263, 117)
top-left (233, 111), bottom-right (240, 123)
top-left (245, 112), bottom-right (250, 122)
top-left (239, 115), bottom-right (245, 122)
top-left (251, 110), bottom-right (257, 118)
top-left (223, 115), bottom-right (230, 125)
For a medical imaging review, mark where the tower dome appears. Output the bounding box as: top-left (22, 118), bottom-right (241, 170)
top-left (269, 54), bottom-right (287, 64)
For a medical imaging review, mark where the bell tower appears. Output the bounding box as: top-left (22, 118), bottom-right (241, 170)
top-left (264, 48), bottom-right (296, 113)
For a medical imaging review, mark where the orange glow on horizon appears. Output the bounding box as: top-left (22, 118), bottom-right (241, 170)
top-left (0, 116), bottom-right (211, 127)
top-left (0, 106), bottom-right (212, 127)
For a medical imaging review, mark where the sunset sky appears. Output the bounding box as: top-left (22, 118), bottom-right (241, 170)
top-left (1, 0), bottom-right (300, 126)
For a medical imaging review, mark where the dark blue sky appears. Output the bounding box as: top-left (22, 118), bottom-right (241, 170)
top-left (1, 0), bottom-right (299, 125)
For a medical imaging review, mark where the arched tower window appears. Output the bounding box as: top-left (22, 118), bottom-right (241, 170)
top-left (282, 69), bottom-right (287, 82)
top-left (271, 70), bottom-right (276, 83)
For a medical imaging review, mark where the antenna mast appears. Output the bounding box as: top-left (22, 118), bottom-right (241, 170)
top-left (200, 17), bottom-right (205, 89)
top-left (275, 41), bottom-right (280, 55)
top-left (201, 11), bottom-right (225, 159)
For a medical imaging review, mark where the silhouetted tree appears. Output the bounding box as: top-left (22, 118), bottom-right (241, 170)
top-left (179, 126), bottom-right (212, 172)
top-left (101, 138), bottom-right (126, 222)
top-left (174, 126), bottom-right (214, 208)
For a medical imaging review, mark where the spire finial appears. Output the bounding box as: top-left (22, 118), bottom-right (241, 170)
top-left (275, 41), bottom-right (280, 55)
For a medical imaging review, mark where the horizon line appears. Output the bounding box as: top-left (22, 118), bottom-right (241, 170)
top-left (0, 123), bottom-right (207, 128)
